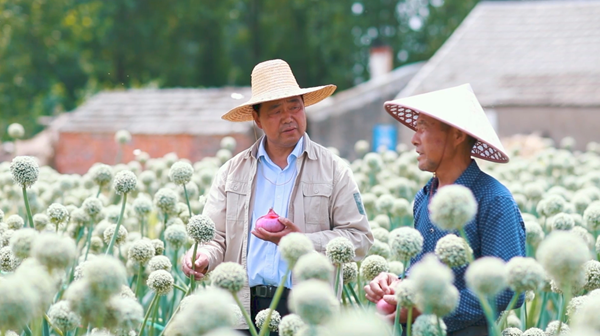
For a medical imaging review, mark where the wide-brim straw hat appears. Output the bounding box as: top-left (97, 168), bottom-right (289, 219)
top-left (384, 84), bottom-right (509, 163)
top-left (222, 59), bottom-right (337, 122)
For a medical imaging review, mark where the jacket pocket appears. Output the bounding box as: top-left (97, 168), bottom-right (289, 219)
top-left (225, 179), bottom-right (248, 221)
top-left (302, 183), bottom-right (332, 228)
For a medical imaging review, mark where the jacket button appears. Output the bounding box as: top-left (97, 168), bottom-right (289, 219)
top-left (234, 185), bottom-right (238, 190)
top-left (314, 189), bottom-right (319, 193)
top-left (429, 228), bottom-right (434, 233)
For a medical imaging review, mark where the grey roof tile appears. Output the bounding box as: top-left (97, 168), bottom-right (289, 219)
top-left (58, 87), bottom-right (254, 135)
top-left (398, 1), bottom-right (600, 107)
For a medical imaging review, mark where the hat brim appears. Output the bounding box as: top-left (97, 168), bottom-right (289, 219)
top-left (384, 102), bottom-right (510, 163)
top-left (222, 84), bottom-right (337, 122)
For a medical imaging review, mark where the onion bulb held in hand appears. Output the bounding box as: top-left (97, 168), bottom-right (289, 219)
top-left (256, 208), bottom-right (285, 232)
top-left (376, 298), bottom-right (397, 315)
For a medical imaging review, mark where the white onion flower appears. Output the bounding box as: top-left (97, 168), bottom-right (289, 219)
top-left (536, 231), bottom-right (591, 288)
top-left (359, 255), bottom-right (389, 281)
top-left (10, 156), bottom-right (39, 188)
top-left (389, 227), bottom-right (423, 261)
top-left (550, 213), bottom-right (575, 231)
top-left (434, 234), bottom-right (472, 268)
top-left (187, 214), bottom-right (216, 244)
top-left (47, 300), bottom-right (81, 332)
top-left (584, 203), bottom-right (600, 231)
top-left (583, 259), bottom-right (600, 291)
top-left (89, 164), bottom-right (113, 187)
top-left (545, 320), bottom-right (569, 336)
top-left (169, 161), bottom-right (194, 185)
top-left (394, 279), bottom-right (416, 308)
top-left (342, 262), bottom-right (358, 285)
top-left (372, 227), bottom-right (390, 243)
top-left (279, 233), bottom-right (314, 267)
top-left (166, 287), bottom-right (235, 335)
top-left (127, 239), bottom-right (155, 264)
top-left (368, 240), bottom-right (391, 259)
top-left (522, 328), bottom-right (545, 336)
top-left (147, 269), bottom-right (174, 295)
top-left (255, 309), bottom-right (280, 332)
top-left (410, 254), bottom-right (454, 310)
top-left (502, 328), bottom-right (523, 336)
top-left (8, 123), bottom-right (25, 139)
top-left (279, 314), bottom-right (306, 336)
top-left (210, 262), bottom-right (247, 293)
top-left (164, 224), bottom-right (188, 248)
top-left (154, 188), bottom-right (179, 214)
top-left (428, 184), bottom-right (477, 230)
top-left (82, 256), bottom-right (127, 299)
top-left (103, 224), bottom-right (128, 246)
top-left (506, 257), bottom-right (546, 293)
top-left (31, 232), bottom-right (76, 271)
top-left (325, 236), bottom-right (355, 264)
top-left (147, 255), bottom-right (172, 272)
top-left (294, 252), bottom-right (334, 283)
top-left (524, 221), bottom-right (544, 247)
top-left (113, 170), bottom-right (137, 195)
top-left (537, 195), bottom-right (566, 218)
top-left (412, 314), bottom-right (447, 336)
top-left (9, 227), bottom-right (39, 259)
top-left (465, 256), bottom-right (507, 297)
top-left (327, 308), bottom-right (392, 335)
top-left (47, 203), bottom-right (69, 225)
top-left (288, 279), bottom-right (339, 325)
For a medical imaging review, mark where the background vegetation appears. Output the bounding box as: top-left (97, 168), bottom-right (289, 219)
top-left (0, 0), bottom-right (477, 139)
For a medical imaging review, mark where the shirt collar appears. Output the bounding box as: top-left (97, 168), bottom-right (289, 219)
top-left (257, 136), bottom-right (304, 167)
top-left (424, 160), bottom-right (482, 195)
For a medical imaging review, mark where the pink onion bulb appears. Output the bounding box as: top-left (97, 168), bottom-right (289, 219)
top-left (256, 208), bottom-right (285, 232)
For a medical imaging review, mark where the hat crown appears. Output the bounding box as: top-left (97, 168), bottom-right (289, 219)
top-left (251, 59), bottom-right (301, 98)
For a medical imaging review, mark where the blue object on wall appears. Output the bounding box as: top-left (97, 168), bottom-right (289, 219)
top-left (372, 124), bottom-right (398, 152)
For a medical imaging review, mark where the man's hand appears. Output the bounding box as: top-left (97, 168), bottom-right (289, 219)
top-left (365, 272), bottom-right (400, 303)
top-left (181, 249), bottom-right (209, 280)
top-left (380, 299), bottom-right (422, 324)
top-left (252, 217), bottom-right (301, 245)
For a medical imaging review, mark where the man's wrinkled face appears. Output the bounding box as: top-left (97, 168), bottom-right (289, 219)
top-left (411, 114), bottom-right (449, 172)
top-left (253, 96), bottom-right (306, 150)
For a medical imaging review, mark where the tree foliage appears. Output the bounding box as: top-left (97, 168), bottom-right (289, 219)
top-left (0, 0), bottom-right (478, 139)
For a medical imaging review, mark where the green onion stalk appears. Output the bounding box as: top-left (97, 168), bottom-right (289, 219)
top-left (105, 193), bottom-right (128, 255)
top-left (334, 264), bottom-right (342, 297)
top-left (257, 269), bottom-right (291, 336)
top-left (187, 241), bottom-right (200, 294)
top-left (497, 291), bottom-right (522, 329)
top-left (458, 228), bottom-right (473, 263)
top-left (139, 293), bottom-right (160, 336)
top-left (346, 283), bottom-right (362, 308)
top-left (22, 186), bottom-right (34, 228)
top-left (183, 184), bottom-right (193, 218)
top-left (232, 292), bottom-right (258, 336)
top-left (477, 294), bottom-right (501, 336)
top-left (556, 286), bottom-right (572, 335)
top-left (535, 292), bottom-right (549, 329)
top-left (393, 258), bottom-right (409, 335)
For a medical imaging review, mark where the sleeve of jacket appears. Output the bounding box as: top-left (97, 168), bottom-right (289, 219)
top-left (305, 161), bottom-right (373, 261)
top-left (197, 161), bottom-right (229, 272)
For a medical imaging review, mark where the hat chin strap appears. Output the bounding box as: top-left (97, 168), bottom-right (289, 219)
top-left (432, 132), bottom-right (451, 180)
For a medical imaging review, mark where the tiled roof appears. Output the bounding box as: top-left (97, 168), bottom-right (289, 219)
top-left (307, 62), bottom-right (423, 120)
top-left (58, 87), bottom-right (254, 135)
top-left (398, 1), bottom-right (600, 107)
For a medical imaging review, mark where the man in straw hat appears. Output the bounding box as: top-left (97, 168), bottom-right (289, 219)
top-left (365, 84), bottom-right (526, 335)
top-left (181, 59), bottom-right (373, 334)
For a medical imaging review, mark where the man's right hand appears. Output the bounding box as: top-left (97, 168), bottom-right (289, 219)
top-left (181, 249), bottom-right (209, 280)
top-left (364, 272), bottom-right (401, 303)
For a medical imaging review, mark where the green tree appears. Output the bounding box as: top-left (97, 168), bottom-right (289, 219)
top-left (0, 0), bottom-right (478, 140)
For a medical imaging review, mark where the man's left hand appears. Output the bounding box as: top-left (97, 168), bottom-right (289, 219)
top-left (252, 217), bottom-right (301, 245)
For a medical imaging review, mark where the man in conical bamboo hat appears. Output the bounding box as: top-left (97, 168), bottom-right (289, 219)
top-left (366, 84), bottom-right (526, 336)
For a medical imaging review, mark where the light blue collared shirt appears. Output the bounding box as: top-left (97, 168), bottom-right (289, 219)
top-left (247, 137), bottom-right (304, 288)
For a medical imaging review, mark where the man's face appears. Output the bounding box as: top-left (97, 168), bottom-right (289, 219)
top-left (253, 96), bottom-right (306, 150)
top-left (411, 114), bottom-right (450, 172)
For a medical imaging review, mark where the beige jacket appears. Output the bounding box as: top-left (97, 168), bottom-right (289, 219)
top-left (199, 133), bottom-right (373, 328)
